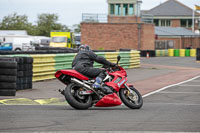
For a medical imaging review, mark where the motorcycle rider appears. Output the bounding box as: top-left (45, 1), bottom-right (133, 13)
top-left (72, 44), bottom-right (116, 94)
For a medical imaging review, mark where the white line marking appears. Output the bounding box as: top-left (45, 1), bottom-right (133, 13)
top-left (142, 75), bottom-right (200, 98)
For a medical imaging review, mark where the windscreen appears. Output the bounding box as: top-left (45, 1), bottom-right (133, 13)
top-left (51, 37), bottom-right (67, 43)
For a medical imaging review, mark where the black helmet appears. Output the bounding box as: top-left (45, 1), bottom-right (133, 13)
top-left (79, 44), bottom-right (90, 51)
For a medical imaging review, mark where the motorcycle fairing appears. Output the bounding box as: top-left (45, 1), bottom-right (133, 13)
top-left (105, 73), bottom-right (127, 92)
top-left (95, 93), bottom-right (122, 107)
top-left (59, 70), bottom-right (89, 80)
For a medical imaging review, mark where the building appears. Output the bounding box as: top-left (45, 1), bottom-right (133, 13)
top-left (81, 0), bottom-right (155, 50)
top-left (155, 27), bottom-right (200, 49)
top-left (141, 0), bottom-right (200, 49)
top-left (81, 0), bottom-right (200, 50)
top-left (142, 0), bottom-right (200, 33)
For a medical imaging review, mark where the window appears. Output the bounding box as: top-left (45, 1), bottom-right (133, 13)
top-left (123, 4), bottom-right (128, 16)
top-left (166, 20), bottom-right (171, 26)
top-left (129, 4), bottom-right (134, 15)
top-left (188, 19), bottom-right (192, 27)
top-left (161, 20), bottom-right (165, 26)
top-left (181, 19), bottom-right (192, 28)
top-left (110, 4), bottom-right (114, 15)
top-left (51, 37), bottom-right (67, 43)
top-left (154, 19), bottom-right (159, 26)
top-left (181, 19), bottom-right (187, 27)
top-left (158, 19), bottom-right (171, 27)
top-left (115, 4), bottom-right (121, 15)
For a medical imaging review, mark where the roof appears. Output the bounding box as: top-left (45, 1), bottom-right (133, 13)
top-left (155, 27), bottom-right (200, 36)
top-left (143, 0), bottom-right (200, 16)
top-left (0, 30), bottom-right (28, 36)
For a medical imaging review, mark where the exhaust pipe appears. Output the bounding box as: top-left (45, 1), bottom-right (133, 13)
top-left (71, 78), bottom-right (92, 89)
top-left (71, 78), bottom-right (100, 98)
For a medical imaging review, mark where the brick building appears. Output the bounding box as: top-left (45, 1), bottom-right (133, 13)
top-left (155, 27), bottom-right (200, 49)
top-left (142, 0), bottom-right (200, 49)
top-left (142, 0), bottom-right (200, 32)
top-left (81, 0), bottom-right (200, 50)
top-left (81, 0), bottom-right (155, 50)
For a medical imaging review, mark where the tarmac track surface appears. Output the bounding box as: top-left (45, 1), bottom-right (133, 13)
top-left (0, 76), bottom-right (200, 132)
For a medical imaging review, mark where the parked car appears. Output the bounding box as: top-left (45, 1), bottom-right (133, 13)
top-left (0, 42), bottom-right (12, 51)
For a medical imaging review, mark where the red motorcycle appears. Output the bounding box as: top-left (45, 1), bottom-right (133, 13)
top-left (55, 56), bottom-right (143, 110)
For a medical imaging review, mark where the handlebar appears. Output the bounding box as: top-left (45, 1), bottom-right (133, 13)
top-left (102, 65), bottom-right (121, 72)
top-left (102, 55), bottom-right (122, 72)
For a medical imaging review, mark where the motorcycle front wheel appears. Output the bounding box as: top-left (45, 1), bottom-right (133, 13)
top-left (64, 83), bottom-right (92, 110)
top-left (119, 86), bottom-right (143, 109)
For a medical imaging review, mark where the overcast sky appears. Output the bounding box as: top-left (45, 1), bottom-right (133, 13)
top-left (0, 0), bottom-right (199, 27)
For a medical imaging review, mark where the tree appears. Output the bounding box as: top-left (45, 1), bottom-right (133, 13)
top-left (36, 13), bottom-right (70, 37)
top-left (0, 13), bottom-right (28, 30)
top-left (0, 13), bottom-right (39, 35)
top-left (0, 13), bottom-right (71, 37)
top-left (73, 24), bottom-right (81, 33)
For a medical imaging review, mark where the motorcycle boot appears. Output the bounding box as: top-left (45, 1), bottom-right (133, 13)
top-left (92, 72), bottom-right (113, 94)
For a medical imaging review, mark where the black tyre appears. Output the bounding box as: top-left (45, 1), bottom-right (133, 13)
top-left (0, 61), bottom-right (17, 69)
top-left (0, 89), bottom-right (16, 96)
top-left (0, 82), bottom-right (16, 89)
top-left (17, 71), bottom-right (24, 77)
top-left (17, 78), bottom-right (23, 84)
top-left (23, 84), bottom-right (29, 89)
top-left (64, 83), bottom-right (92, 110)
top-left (0, 75), bottom-right (17, 82)
top-left (27, 77), bottom-right (32, 83)
top-left (16, 84), bottom-right (23, 90)
top-left (0, 68), bottom-right (17, 76)
top-left (0, 57), bottom-right (15, 62)
top-left (23, 71), bottom-right (33, 77)
top-left (15, 48), bottom-right (21, 51)
top-left (28, 83), bottom-right (32, 89)
top-left (22, 64), bottom-right (33, 71)
top-left (14, 57), bottom-right (24, 64)
top-left (119, 86), bottom-right (143, 109)
top-left (23, 57), bottom-right (33, 64)
top-left (17, 65), bottom-right (24, 71)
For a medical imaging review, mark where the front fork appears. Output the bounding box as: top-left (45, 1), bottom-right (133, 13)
top-left (124, 83), bottom-right (139, 102)
top-left (124, 84), bottom-right (134, 93)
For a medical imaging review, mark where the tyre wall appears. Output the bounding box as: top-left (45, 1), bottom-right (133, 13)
top-left (197, 48), bottom-right (200, 61)
top-left (1, 51), bottom-right (140, 83)
top-left (0, 56), bottom-right (33, 96)
top-left (30, 51), bottom-right (140, 82)
top-left (155, 49), bottom-right (197, 57)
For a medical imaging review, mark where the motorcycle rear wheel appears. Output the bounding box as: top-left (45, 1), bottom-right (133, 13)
top-left (64, 83), bottom-right (92, 110)
top-left (119, 86), bottom-right (143, 109)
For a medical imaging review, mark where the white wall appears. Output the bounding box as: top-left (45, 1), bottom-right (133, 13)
top-left (0, 35), bottom-right (29, 43)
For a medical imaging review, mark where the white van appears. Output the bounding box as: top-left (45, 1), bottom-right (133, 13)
top-left (12, 38), bottom-right (35, 51)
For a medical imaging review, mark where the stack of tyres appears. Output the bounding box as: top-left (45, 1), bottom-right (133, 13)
top-left (190, 49), bottom-right (196, 57)
top-left (168, 49), bottom-right (174, 56)
top-left (185, 49), bottom-right (190, 57)
top-left (16, 57), bottom-right (33, 90)
top-left (0, 57), bottom-right (17, 96)
top-left (179, 49), bottom-right (185, 57)
top-left (174, 49), bottom-right (180, 57)
top-left (197, 48), bottom-right (200, 61)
